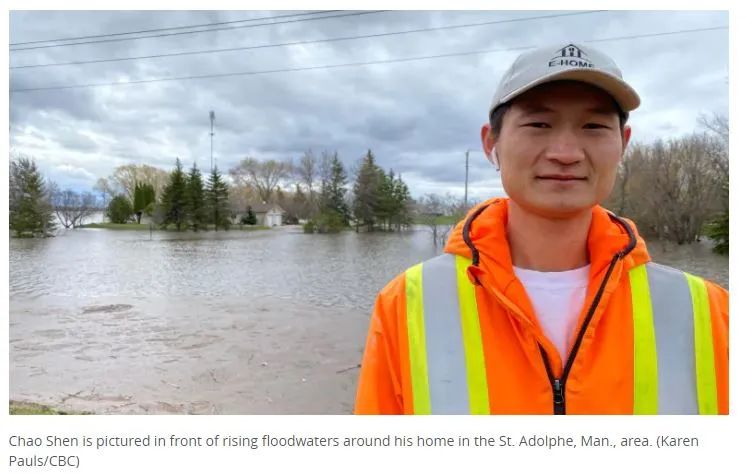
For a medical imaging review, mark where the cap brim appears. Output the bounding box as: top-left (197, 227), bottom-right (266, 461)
top-left (498, 69), bottom-right (641, 113)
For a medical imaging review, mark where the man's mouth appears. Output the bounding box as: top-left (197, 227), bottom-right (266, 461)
top-left (536, 174), bottom-right (587, 181)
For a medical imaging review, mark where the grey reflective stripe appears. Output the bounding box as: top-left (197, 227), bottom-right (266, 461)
top-left (646, 262), bottom-right (698, 414)
top-left (421, 254), bottom-right (469, 414)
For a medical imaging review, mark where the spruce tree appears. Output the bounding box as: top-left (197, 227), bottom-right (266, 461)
top-left (205, 166), bottom-right (231, 231)
top-left (185, 162), bottom-right (206, 231)
top-left (160, 158), bottom-right (188, 231)
top-left (9, 156), bottom-right (56, 237)
top-left (353, 150), bottom-right (382, 232)
top-left (322, 152), bottom-right (349, 224)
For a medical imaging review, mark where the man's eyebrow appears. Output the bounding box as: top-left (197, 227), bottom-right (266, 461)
top-left (517, 105), bottom-right (555, 115)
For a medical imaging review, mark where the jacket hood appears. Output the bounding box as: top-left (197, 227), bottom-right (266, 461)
top-left (444, 198), bottom-right (650, 289)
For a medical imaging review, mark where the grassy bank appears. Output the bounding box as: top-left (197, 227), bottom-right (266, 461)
top-left (80, 222), bottom-right (148, 230)
top-left (80, 223), bottom-right (271, 231)
top-left (9, 400), bottom-right (88, 415)
top-left (412, 215), bottom-right (462, 226)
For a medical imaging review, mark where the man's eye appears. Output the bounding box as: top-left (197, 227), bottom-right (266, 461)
top-left (524, 122), bottom-right (550, 128)
top-left (584, 123), bottom-right (610, 129)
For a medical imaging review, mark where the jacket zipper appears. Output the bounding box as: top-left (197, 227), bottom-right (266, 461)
top-left (540, 253), bottom-right (622, 415)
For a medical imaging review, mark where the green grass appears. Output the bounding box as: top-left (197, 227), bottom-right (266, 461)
top-left (80, 222), bottom-right (149, 230)
top-left (9, 401), bottom-right (89, 415)
top-left (412, 215), bottom-right (462, 226)
top-left (81, 223), bottom-right (272, 231)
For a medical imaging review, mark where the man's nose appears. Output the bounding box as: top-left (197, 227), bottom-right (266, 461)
top-left (544, 129), bottom-right (585, 164)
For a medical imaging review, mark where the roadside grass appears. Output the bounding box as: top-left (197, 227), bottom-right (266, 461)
top-left (9, 401), bottom-right (89, 415)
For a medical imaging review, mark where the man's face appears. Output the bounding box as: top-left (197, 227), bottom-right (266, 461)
top-left (481, 81), bottom-right (631, 219)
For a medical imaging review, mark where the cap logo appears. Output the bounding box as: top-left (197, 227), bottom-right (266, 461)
top-left (548, 44), bottom-right (594, 69)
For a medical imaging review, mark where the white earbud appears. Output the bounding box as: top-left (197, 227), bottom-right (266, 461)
top-left (490, 147), bottom-right (500, 172)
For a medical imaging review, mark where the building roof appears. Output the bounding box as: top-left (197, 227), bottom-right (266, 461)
top-left (249, 203), bottom-right (285, 214)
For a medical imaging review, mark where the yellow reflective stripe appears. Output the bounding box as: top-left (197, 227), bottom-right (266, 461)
top-left (455, 255), bottom-right (490, 414)
top-left (685, 274), bottom-right (718, 414)
top-left (629, 265), bottom-right (658, 414)
top-left (405, 263), bottom-right (430, 414)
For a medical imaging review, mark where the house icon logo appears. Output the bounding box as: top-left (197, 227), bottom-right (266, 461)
top-left (548, 44), bottom-right (594, 69)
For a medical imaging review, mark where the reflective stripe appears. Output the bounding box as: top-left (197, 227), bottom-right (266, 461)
top-left (645, 263), bottom-right (719, 414)
top-left (405, 263), bottom-right (430, 414)
top-left (421, 255), bottom-right (469, 414)
top-left (455, 255), bottom-right (490, 414)
top-left (629, 265), bottom-right (658, 414)
top-left (685, 273), bottom-right (718, 414)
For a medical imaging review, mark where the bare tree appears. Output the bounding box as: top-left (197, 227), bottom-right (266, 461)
top-left (109, 164), bottom-right (169, 201)
top-left (418, 193), bottom-right (446, 247)
top-left (297, 149), bottom-right (317, 195)
top-left (607, 134), bottom-right (725, 244)
top-left (50, 185), bottom-right (98, 229)
top-left (229, 157), bottom-right (292, 203)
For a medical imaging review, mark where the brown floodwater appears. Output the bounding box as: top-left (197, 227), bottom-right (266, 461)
top-left (9, 225), bottom-right (728, 414)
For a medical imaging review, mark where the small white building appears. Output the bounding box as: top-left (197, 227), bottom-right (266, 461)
top-left (250, 203), bottom-right (285, 227)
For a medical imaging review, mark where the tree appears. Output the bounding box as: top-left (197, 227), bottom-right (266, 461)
top-left (93, 177), bottom-right (113, 213)
top-left (132, 182), bottom-right (156, 224)
top-left (185, 163), bottom-right (206, 231)
top-left (241, 205), bottom-right (257, 225)
top-left (353, 150), bottom-right (383, 232)
top-left (109, 164), bottom-right (169, 201)
top-left (392, 173), bottom-right (414, 231)
top-left (229, 157), bottom-right (292, 203)
top-left (9, 155), bottom-right (56, 237)
top-left (320, 152), bottom-right (349, 223)
top-left (49, 185), bottom-right (97, 229)
top-left (205, 166), bottom-right (231, 231)
top-left (159, 158), bottom-right (189, 231)
top-left (106, 195), bottom-right (133, 224)
top-left (605, 134), bottom-right (725, 244)
top-left (297, 149), bottom-right (317, 195)
top-left (418, 193), bottom-right (448, 246)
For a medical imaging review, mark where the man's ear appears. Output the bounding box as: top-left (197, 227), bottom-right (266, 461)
top-left (481, 124), bottom-right (496, 158)
top-left (622, 125), bottom-right (632, 154)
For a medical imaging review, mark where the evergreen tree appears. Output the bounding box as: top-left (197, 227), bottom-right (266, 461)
top-left (320, 152), bottom-right (349, 224)
top-left (107, 194), bottom-right (133, 224)
top-left (9, 156), bottom-right (56, 237)
top-left (392, 173), bottom-right (413, 231)
top-left (205, 166), bottom-right (231, 231)
top-left (132, 182), bottom-right (156, 224)
top-left (241, 205), bottom-right (257, 225)
top-left (185, 162), bottom-right (206, 231)
top-left (705, 182), bottom-right (728, 255)
top-left (160, 158), bottom-right (189, 231)
top-left (375, 169), bottom-right (398, 231)
top-left (352, 150), bottom-right (383, 232)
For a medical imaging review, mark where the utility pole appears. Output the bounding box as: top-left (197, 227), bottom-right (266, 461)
top-left (464, 150), bottom-right (470, 209)
top-left (464, 148), bottom-right (482, 210)
top-left (209, 110), bottom-right (216, 170)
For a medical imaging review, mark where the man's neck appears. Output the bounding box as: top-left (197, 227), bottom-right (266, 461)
top-left (506, 200), bottom-right (592, 272)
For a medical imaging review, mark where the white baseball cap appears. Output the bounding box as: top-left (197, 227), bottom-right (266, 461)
top-left (489, 43), bottom-right (640, 118)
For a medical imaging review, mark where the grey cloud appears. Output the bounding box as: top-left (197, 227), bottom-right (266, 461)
top-left (9, 10), bottom-right (729, 197)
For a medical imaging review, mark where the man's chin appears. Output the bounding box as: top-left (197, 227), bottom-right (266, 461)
top-left (519, 197), bottom-right (594, 220)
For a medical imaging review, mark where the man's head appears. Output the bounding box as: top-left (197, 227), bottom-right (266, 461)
top-left (481, 43), bottom-right (639, 219)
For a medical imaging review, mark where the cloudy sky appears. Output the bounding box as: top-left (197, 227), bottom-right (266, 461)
top-left (9, 10), bottom-right (728, 200)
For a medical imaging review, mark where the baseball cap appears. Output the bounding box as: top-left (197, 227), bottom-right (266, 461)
top-left (489, 43), bottom-right (640, 119)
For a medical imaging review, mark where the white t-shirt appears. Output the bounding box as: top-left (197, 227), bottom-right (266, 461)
top-left (512, 265), bottom-right (590, 366)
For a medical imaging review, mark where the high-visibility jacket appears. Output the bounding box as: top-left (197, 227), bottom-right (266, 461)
top-left (354, 198), bottom-right (729, 414)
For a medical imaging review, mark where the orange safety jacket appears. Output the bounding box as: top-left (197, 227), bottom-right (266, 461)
top-left (354, 198), bottom-right (728, 414)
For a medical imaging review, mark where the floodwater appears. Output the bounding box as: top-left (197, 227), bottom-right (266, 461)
top-left (9, 225), bottom-right (728, 414)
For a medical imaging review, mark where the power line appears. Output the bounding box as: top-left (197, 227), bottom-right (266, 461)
top-left (9, 10), bottom-right (340, 46)
top-left (11, 10), bottom-right (606, 70)
top-left (9, 26), bottom-right (728, 94)
top-left (9, 10), bottom-right (387, 52)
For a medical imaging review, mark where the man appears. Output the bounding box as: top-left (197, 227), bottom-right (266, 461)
top-left (354, 43), bottom-right (729, 415)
